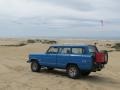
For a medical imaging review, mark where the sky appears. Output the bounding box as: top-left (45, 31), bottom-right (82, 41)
top-left (0, 0), bottom-right (120, 39)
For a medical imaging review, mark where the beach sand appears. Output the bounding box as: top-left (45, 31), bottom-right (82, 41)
top-left (0, 39), bottom-right (120, 90)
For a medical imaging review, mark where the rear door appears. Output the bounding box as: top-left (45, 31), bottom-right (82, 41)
top-left (56, 47), bottom-right (71, 68)
top-left (71, 47), bottom-right (92, 70)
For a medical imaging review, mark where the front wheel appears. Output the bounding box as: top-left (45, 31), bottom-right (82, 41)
top-left (31, 61), bottom-right (41, 72)
top-left (67, 65), bottom-right (80, 79)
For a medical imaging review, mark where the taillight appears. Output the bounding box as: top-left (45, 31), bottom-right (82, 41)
top-left (95, 52), bottom-right (105, 63)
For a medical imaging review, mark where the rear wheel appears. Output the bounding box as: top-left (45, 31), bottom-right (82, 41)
top-left (67, 65), bottom-right (80, 79)
top-left (31, 61), bottom-right (41, 72)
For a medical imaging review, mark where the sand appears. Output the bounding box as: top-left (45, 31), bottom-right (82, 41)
top-left (0, 39), bottom-right (120, 90)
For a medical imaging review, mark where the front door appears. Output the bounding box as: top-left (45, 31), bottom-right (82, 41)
top-left (41, 47), bottom-right (58, 67)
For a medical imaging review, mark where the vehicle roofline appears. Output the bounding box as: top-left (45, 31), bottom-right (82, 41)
top-left (50, 44), bottom-right (95, 47)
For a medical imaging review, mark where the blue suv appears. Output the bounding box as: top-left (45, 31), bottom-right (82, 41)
top-left (27, 45), bottom-right (108, 79)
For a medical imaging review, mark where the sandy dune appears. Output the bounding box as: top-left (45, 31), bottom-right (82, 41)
top-left (0, 39), bottom-right (120, 90)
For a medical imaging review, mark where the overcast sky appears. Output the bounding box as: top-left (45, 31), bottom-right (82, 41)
top-left (0, 0), bottom-right (120, 39)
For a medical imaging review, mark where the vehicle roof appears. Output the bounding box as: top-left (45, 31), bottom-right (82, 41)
top-left (50, 44), bottom-right (95, 47)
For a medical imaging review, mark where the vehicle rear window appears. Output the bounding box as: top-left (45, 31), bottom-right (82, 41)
top-left (72, 48), bottom-right (84, 54)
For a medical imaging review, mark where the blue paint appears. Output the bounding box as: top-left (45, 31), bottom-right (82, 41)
top-left (28, 45), bottom-right (106, 71)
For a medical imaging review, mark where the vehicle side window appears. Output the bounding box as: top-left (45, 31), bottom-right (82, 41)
top-left (72, 48), bottom-right (84, 54)
top-left (59, 48), bottom-right (71, 54)
top-left (47, 47), bottom-right (58, 54)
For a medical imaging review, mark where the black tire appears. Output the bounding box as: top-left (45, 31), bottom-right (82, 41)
top-left (81, 71), bottom-right (91, 76)
top-left (67, 65), bottom-right (80, 79)
top-left (31, 61), bottom-right (41, 72)
top-left (47, 67), bottom-right (54, 70)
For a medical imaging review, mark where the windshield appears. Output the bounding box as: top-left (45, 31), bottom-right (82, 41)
top-left (46, 47), bottom-right (58, 54)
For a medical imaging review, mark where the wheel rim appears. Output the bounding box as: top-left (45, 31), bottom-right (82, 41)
top-left (68, 67), bottom-right (77, 77)
top-left (32, 62), bottom-right (38, 70)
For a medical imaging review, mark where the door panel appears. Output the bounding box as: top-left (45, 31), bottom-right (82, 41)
top-left (57, 54), bottom-right (70, 68)
top-left (41, 46), bottom-right (58, 67)
top-left (41, 54), bottom-right (57, 67)
top-left (56, 47), bottom-right (71, 68)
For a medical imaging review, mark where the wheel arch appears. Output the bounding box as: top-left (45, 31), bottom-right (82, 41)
top-left (66, 63), bottom-right (80, 69)
top-left (30, 59), bottom-right (38, 62)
